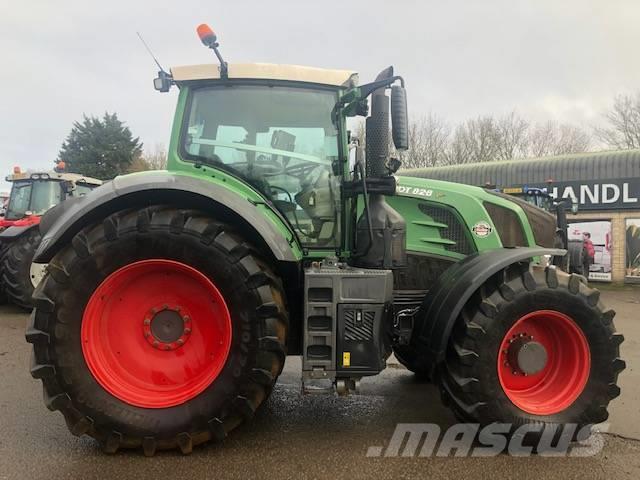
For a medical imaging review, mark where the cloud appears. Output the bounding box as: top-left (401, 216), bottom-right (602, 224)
top-left (1, 0), bottom-right (639, 189)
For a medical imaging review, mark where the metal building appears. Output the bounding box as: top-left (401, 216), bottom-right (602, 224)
top-left (403, 149), bottom-right (640, 283)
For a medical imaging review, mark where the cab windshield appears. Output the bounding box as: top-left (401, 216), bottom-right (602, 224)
top-left (5, 180), bottom-right (63, 220)
top-left (182, 85), bottom-right (342, 247)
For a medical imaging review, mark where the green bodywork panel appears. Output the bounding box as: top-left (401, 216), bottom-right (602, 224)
top-left (391, 176), bottom-right (538, 260)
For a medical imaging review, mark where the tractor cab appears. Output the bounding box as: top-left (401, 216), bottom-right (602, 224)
top-left (171, 63), bottom-right (358, 248)
top-left (0, 167), bottom-right (101, 309)
top-left (1, 167), bottom-right (101, 228)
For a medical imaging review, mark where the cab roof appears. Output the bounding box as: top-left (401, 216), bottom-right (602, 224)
top-left (6, 171), bottom-right (102, 185)
top-left (170, 63), bottom-right (359, 88)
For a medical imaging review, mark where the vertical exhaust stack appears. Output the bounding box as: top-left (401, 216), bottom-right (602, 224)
top-left (353, 67), bottom-right (407, 270)
top-left (365, 79), bottom-right (391, 177)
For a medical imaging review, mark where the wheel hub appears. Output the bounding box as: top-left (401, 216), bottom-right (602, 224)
top-left (143, 305), bottom-right (191, 350)
top-left (506, 334), bottom-right (547, 376)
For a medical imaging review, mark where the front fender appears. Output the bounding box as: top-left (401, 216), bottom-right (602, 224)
top-left (413, 247), bottom-right (565, 369)
top-left (35, 170), bottom-right (301, 263)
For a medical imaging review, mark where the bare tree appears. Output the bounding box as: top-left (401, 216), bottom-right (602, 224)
top-left (528, 121), bottom-right (591, 157)
top-left (495, 111), bottom-right (530, 160)
top-left (595, 93), bottom-right (640, 149)
top-left (143, 143), bottom-right (168, 170)
top-left (445, 116), bottom-right (500, 164)
top-left (401, 113), bottom-right (450, 168)
top-left (126, 143), bottom-right (168, 173)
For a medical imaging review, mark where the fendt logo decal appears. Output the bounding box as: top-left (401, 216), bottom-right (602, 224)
top-left (472, 221), bottom-right (493, 238)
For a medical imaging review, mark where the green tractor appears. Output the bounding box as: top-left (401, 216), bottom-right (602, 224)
top-left (0, 167), bottom-right (101, 308)
top-left (27, 25), bottom-right (624, 455)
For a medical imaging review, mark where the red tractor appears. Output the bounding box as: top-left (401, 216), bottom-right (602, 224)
top-left (0, 166), bottom-right (101, 308)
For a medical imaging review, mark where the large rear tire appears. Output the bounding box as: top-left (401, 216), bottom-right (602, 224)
top-left (2, 228), bottom-right (42, 309)
top-left (26, 206), bottom-right (288, 455)
top-left (438, 264), bottom-right (624, 443)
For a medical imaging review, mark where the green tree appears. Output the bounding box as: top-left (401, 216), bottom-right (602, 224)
top-left (58, 113), bottom-right (143, 180)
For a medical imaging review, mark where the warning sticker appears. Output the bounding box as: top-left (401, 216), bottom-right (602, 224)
top-left (343, 352), bottom-right (351, 367)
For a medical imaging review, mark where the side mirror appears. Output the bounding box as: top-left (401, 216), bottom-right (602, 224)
top-left (391, 85), bottom-right (408, 150)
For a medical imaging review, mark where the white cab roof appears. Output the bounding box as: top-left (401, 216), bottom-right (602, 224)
top-left (171, 63), bottom-right (358, 88)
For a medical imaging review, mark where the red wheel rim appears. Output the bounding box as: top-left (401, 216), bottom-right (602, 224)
top-left (497, 310), bottom-right (590, 416)
top-left (81, 259), bottom-right (232, 408)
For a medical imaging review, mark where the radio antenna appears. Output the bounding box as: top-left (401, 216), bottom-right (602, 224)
top-left (136, 31), bottom-right (167, 73)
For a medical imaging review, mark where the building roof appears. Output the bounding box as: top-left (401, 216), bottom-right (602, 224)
top-left (402, 149), bottom-right (640, 187)
top-left (170, 63), bottom-right (358, 88)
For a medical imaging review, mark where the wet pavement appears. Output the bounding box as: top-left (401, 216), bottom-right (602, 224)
top-left (1, 287), bottom-right (639, 479)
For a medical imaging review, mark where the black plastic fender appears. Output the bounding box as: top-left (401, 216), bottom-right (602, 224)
top-left (34, 171), bottom-right (299, 263)
top-left (0, 224), bottom-right (39, 240)
top-left (413, 247), bottom-right (565, 369)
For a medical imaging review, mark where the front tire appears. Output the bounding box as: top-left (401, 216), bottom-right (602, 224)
top-left (438, 264), bottom-right (624, 442)
top-left (26, 206), bottom-right (288, 455)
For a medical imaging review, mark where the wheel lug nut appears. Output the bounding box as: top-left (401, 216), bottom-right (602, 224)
top-left (153, 340), bottom-right (159, 348)
top-left (184, 328), bottom-right (192, 335)
top-left (177, 339), bottom-right (184, 346)
top-left (143, 318), bottom-right (151, 325)
top-left (184, 316), bottom-right (190, 323)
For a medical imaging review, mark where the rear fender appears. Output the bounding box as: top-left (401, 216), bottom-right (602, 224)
top-left (413, 247), bottom-right (565, 371)
top-left (34, 171), bottom-right (302, 264)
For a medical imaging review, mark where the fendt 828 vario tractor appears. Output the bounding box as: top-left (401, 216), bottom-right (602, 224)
top-left (0, 167), bottom-right (101, 308)
top-left (27, 25), bottom-right (624, 455)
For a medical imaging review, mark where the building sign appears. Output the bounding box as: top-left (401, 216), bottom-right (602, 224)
top-left (524, 178), bottom-right (640, 211)
top-left (568, 220), bottom-right (613, 282)
top-left (627, 218), bottom-right (640, 283)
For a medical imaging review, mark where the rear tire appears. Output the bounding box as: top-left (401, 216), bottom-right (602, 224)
top-left (26, 206), bottom-right (288, 455)
top-left (438, 264), bottom-right (624, 443)
top-left (2, 228), bottom-right (42, 309)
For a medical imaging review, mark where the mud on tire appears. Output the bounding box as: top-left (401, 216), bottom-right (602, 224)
top-left (438, 264), bottom-right (625, 442)
top-left (26, 206), bottom-right (288, 455)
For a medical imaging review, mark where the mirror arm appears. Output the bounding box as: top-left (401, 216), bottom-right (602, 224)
top-left (358, 76), bottom-right (404, 99)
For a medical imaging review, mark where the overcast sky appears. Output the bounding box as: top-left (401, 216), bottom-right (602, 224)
top-left (1, 0), bottom-right (640, 190)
